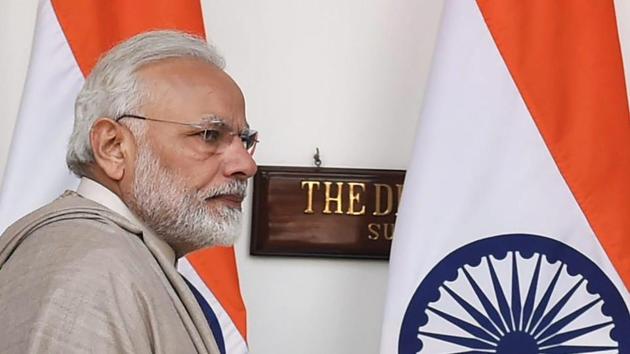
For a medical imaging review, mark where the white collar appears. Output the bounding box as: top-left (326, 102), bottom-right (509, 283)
top-left (76, 177), bottom-right (177, 265)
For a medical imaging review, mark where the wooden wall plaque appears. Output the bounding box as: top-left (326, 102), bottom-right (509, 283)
top-left (250, 166), bottom-right (406, 260)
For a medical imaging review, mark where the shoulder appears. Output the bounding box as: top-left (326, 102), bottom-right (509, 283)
top-left (0, 193), bottom-right (165, 305)
top-left (1, 191), bottom-right (148, 272)
top-left (0, 217), bottom-right (155, 353)
top-left (18, 214), bottom-right (146, 271)
top-left (0, 214), bottom-right (154, 304)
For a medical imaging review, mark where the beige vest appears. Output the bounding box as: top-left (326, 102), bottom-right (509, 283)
top-left (0, 192), bottom-right (220, 354)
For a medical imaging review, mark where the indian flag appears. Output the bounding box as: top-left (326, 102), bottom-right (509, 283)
top-left (380, 0), bottom-right (630, 353)
top-left (0, 1), bottom-right (248, 353)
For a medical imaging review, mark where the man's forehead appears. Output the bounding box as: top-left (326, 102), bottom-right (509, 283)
top-left (136, 57), bottom-right (236, 92)
top-left (135, 57), bottom-right (246, 125)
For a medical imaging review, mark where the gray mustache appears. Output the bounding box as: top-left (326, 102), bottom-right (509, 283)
top-left (200, 180), bottom-right (248, 200)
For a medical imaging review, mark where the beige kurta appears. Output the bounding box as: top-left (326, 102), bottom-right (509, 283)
top-left (0, 187), bottom-right (220, 354)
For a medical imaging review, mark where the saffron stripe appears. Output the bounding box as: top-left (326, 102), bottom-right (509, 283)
top-left (51, 0), bottom-right (205, 76)
top-left (188, 248), bottom-right (248, 341)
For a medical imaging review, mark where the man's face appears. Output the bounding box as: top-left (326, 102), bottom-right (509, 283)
top-left (124, 58), bottom-right (257, 256)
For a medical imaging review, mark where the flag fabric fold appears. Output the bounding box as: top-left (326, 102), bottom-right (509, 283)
top-left (0, 1), bottom-right (248, 352)
top-left (380, 1), bottom-right (630, 353)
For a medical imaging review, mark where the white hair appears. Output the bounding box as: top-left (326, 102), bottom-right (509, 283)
top-left (66, 30), bottom-right (225, 176)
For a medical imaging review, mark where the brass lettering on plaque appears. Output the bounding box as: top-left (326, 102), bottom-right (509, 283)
top-left (251, 166), bottom-right (405, 259)
top-left (347, 182), bottom-right (366, 216)
top-left (322, 181), bottom-right (344, 215)
top-left (300, 181), bottom-right (319, 214)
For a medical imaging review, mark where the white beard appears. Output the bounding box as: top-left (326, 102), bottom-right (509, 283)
top-left (127, 144), bottom-right (246, 257)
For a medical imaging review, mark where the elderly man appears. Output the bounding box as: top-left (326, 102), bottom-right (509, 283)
top-left (0, 30), bottom-right (257, 353)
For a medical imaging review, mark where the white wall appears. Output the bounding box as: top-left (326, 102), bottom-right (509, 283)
top-left (1, 1), bottom-right (629, 354)
top-left (200, 2), bottom-right (442, 353)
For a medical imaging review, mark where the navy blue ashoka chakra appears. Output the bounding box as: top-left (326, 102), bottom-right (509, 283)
top-left (399, 234), bottom-right (630, 354)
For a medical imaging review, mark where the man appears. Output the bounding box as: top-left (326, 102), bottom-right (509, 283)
top-left (0, 30), bottom-right (257, 353)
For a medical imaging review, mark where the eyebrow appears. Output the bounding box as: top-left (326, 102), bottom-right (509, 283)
top-left (200, 115), bottom-right (225, 124)
top-left (199, 116), bottom-right (250, 130)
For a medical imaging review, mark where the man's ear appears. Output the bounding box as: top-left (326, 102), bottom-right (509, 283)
top-left (90, 118), bottom-right (134, 181)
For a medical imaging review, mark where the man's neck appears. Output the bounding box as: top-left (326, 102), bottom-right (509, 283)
top-left (76, 177), bottom-right (177, 265)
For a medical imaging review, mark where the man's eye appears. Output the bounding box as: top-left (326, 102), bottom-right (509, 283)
top-left (201, 129), bottom-right (222, 142)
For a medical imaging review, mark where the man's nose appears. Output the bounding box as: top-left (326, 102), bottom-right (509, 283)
top-left (222, 138), bottom-right (258, 179)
